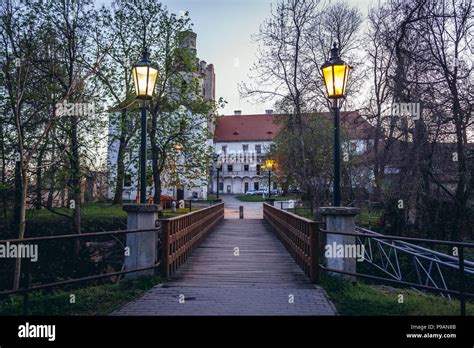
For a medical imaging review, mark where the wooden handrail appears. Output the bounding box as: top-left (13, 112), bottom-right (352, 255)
top-left (263, 203), bottom-right (320, 283)
top-left (160, 203), bottom-right (224, 278)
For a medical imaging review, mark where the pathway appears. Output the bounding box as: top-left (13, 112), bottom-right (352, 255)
top-left (114, 217), bottom-right (336, 316)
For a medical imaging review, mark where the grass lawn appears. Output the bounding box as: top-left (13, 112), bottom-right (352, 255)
top-left (27, 203), bottom-right (201, 220)
top-left (355, 207), bottom-right (383, 228)
top-left (236, 195), bottom-right (298, 202)
top-left (321, 273), bottom-right (474, 315)
top-left (1, 203), bottom-right (203, 237)
top-left (161, 207), bottom-right (201, 218)
top-left (0, 275), bottom-right (161, 315)
top-left (284, 207), bottom-right (313, 219)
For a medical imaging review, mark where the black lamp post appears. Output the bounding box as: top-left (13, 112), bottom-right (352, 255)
top-left (213, 154), bottom-right (222, 199)
top-left (131, 50), bottom-right (159, 204)
top-left (265, 159), bottom-right (276, 198)
top-left (320, 43), bottom-right (352, 207)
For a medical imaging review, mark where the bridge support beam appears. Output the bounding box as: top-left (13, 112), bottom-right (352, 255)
top-left (123, 204), bottom-right (161, 279)
top-left (319, 207), bottom-right (360, 281)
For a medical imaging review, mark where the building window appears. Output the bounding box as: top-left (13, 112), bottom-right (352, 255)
top-left (219, 182), bottom-right (224, 191)
top-left (254, 182), bottom-right (259, 190)
top-left (255, 145), bottom-right (261, 154)
top-left (222, 145), bottom-right (227, 154)
top-left (227, 164), bottom-right (233, 172)
top-left (123, 174), bottom-right (132, 188)
top-left (244, 164), bottom-right (249, 171)
top-left (242, 144), bottom-right (248, 152)
top-left (256, 164), bottom-right (261, 175)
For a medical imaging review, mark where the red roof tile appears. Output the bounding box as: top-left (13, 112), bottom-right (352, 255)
top-left (214, 114), bottom-right (280, 142)
top-left (213, 112), bottom-right (372, 142)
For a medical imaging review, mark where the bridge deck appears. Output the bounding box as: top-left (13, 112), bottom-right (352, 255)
top-left (114, 219), bottom-right (336, 315)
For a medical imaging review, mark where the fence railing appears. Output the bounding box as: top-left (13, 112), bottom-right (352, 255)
top-left (161, 202), bottom-right (224, 278)
top-left (0, 228), bottom-right (160, 315)
top-left (278, 200), bottom-right (314, 218)
top-left (264, 202), bottom-right (473, 315)
top-left (161, 199), bottom-right (217, 211)
top-left (319, 228), bottom-right (474, 316)
top-left (263, 203), bottom-right (319, 282)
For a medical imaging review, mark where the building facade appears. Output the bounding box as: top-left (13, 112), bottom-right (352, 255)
top-left (211, 111), bottom-right (278, 195)
top-left (210, 110), bottom-right (376, 196)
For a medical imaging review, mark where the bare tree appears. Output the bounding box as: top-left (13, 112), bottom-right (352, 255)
top-left (241, 0), bottom-right (363, 209)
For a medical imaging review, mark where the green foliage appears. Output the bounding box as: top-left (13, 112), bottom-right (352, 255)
top-left (355, 207), bottom-right (383, 228)
top-left (321, 273), bottom-right (474, 316)
top-left (0, 203), bottom-right (206, 238)
top-left (269, 113), bottom-right (338, 205)
top-left (0, 276), bottom-right (161, 315)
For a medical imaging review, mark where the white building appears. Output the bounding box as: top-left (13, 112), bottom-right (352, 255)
top-left (210, 110), bottom-right (375, 195)
top-left (211, 110), bottom-right (278, 194)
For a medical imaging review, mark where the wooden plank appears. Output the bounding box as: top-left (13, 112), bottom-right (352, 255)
top-left (166, 219), bottom-right (314, 289)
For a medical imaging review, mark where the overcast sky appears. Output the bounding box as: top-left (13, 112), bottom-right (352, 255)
top-left (158, 0), bottom-right (376, 115)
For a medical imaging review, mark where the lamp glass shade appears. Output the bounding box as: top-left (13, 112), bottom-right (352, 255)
top-left (131, 56), bottom-right (159, 100)
top-left (321, 63), bottom-right (350, 99)
top-left (265, 159), bottom-right (276, 171)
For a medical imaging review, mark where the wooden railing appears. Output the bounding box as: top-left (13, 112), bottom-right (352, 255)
top-left (263, 203), bottom-right (320, 282)
top-left (160, 203), bottom-right (224, 278)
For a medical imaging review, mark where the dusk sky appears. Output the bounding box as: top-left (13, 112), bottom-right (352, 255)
top-left (158, 0), bottom-right (377, 115)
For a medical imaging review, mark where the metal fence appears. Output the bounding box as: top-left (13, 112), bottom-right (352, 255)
top-left (0, 228), bottom-right (160, 315)
top-left (319, 228), bottom-right (474, 316)
top-left (0, 201), bottom-right (225, 315)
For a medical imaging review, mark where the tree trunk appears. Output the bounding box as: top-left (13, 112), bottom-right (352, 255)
top-left (35, 147), bottom-right (44, 209)
top-left (113, 141), bottom-right (126, 205)
top-left (70, 116), bottom-right (82, 255)
top-left (0, 124), bottom-right (9, 231)
top-left (13, 167), bottom-right (28, 290)
top-left (14, 159), bottom-right (22, 229)
top-left (150, 110), bottom-right (162, 205)
top-left (112, 110), bottom-right (128, 205)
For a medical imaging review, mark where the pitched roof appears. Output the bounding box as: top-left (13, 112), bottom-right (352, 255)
top-left (214, 114), bottom-right (280, 142)
top-left (213, 111), bottom-right (372, 142)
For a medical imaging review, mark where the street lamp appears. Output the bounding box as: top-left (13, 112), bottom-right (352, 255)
top-left (131, 50), bottom-right (159, 204)
top-left (213, 154), bottom-right (222, 199)
top-left (265, 159), bottom-right (276, 198)
top-left (321, 42), bottom-right (351, 207)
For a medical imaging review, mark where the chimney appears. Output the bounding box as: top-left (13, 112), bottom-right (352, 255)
top-left (265, 109), bottom-right (273, 114)
top-left (234, 110), bottom-right (242, 115)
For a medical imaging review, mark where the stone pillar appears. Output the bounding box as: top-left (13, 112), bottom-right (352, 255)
top-left (123, 204), bottom-right (161, 279)
top-left (319, 207), bottom-right (360, 280)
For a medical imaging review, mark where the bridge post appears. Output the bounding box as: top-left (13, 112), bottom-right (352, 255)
top-left (319, 207), bottom-right (360, 281)
top-left (123, 204), bottom-right (161, 279)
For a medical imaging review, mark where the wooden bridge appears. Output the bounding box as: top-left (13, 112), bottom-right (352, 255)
top-left (114, 202), bottom-right (336, 316)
